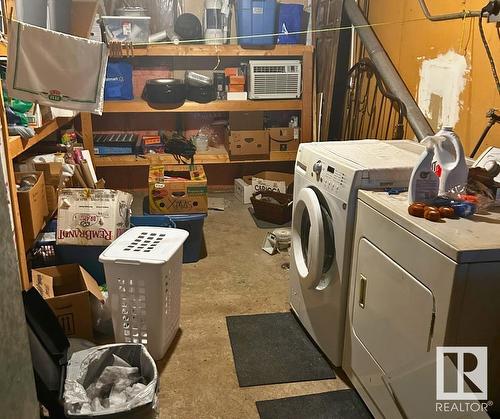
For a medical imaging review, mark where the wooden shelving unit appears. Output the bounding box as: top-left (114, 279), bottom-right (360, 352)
top-left (123, 44), bottom-right (313, 57)
top-left (94, 149), bottom-right (297, 167)
top-left (103, 99), bottom-right (303, 113)
top-left (82, 44), bottom-right (314, 167)
top-left (8, 117), bottom-right (74, 158)
top-left (1, 109), bottom-right (76, 290)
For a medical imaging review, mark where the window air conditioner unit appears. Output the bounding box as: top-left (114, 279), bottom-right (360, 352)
top-left (248, 60), bottom-right (302, 100)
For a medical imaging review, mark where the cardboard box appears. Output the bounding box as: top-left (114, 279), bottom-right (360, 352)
top-left (15, 171), bottom-right (49, 249)
top-left (234, 177), bottom-right (254, 204)
top-left (269, 127), bottom-right (301, 152)
top-left (224, 67), bottom-right (240, 77)
top-left (228, 84), bottom-right (245, 92)
top-left (243, 171), bottom-right (294, 194)
top-left (57, 189), bottom-right (133, 246)
top-left (149, 165), bottom-right (208, 214)
top-left (45, 185), bottom-right (58, 212)
top-left (226, 130), bottom-right (270, 159)
top-left (34, 161), bottom-right (64, 211)
top-left (229, 75), bottom-right (245, 85)
top-left (34, 161), bottom-right (62, 186)
top-left (32, 264), bottom-right (103, 340)
top-left (229, 112), bottom-right (264, 131)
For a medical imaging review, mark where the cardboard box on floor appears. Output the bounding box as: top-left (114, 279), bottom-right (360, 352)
top-left (269, 127), bottom-right (300, 152)
top-left (149, 165), bottom-right (208, 214)
top-left (32, 264), bottom-right (104, 341)
top-left (56, 188), bottom-right (133, 246)
top-left (15, 171), bottom-right (49, 250)
top-left (235, 171), bottom-right (294, 203)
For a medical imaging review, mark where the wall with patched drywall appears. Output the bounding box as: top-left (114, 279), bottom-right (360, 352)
top-left (366, 0), bottom-right (499, 155)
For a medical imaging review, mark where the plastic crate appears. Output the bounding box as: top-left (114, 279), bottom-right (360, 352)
top-left (99, 227), bottom-right (188, 360)
top-left (236, 0), bottom-right (277, 46)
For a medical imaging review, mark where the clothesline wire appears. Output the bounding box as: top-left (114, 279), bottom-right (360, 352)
top-left (130, 16), bottom-right (431, 47)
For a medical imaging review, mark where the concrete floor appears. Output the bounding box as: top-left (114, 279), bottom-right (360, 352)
top-left (153, 193), bottom-right (350, 419)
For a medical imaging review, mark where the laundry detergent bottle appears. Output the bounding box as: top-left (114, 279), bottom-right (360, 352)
top-left (408, 136), bottom-right (442, 204)
top-left (434, 127), bottom-right (468, 195)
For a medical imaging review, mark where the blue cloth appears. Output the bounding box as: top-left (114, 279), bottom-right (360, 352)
top-left (277, 3), bottom-right (303, 44)
top-left (104, 61), bottom-right (133, 100)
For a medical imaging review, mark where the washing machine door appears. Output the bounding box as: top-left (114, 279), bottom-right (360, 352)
top-left (292, 186), bottom-right (335, 290)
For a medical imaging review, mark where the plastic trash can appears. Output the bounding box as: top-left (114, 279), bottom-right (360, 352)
top-left (236, 0), bottom-right (278, 46)
top-left (99, 227), bottom-right (188, 360)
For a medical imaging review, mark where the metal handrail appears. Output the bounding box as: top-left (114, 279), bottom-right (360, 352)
top-left (344, 0), bottom-right (435, 141)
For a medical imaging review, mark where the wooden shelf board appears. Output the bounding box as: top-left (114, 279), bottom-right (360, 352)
top-left (8, 117), bottom-right (75, 158)
top-left (93, 149), bottom-right (297, 167)
top-left (103, 99), bottom-right (302, 113)
top-left (124, 44), bottom-right (313, 57)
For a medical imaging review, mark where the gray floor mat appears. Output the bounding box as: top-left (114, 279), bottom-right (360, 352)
top-left (256, 389), bottom-right (373, 419)
top-left (226, 312), bottom-right (335, 387)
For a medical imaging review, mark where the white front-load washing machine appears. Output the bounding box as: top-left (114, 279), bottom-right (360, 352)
top-left (289, 140), bottom-right (424, 367)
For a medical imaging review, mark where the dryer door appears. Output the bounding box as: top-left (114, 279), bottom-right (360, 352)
top-left (292, 186), bottom-right (335, 290)
top-left (352, 238), bottom-right (435, 374)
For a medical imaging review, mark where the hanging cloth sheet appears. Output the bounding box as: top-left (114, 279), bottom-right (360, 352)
top-left (7, 21), bottom-right (108, 115)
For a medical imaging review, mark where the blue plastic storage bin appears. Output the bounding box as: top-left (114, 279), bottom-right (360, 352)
top-left (277, 3), bottom-right (303, 44)
top-left (236, 0), bottom-right (277, 46)
top-left (131, 210), bottom-right (207, 263)
top-left (33, 219), bottom-right (107, 284)
top-left (56, 245), bottom-right (107, 285)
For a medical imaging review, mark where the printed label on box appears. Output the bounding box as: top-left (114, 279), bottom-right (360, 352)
top-left (57, 189), bottom-right (132, 246)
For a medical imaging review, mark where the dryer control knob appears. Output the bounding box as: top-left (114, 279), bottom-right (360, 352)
top-left (313, 161), bottom-right (322, 175)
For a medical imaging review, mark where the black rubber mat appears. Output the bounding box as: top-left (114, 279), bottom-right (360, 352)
top-left (256, 389), bottom-right (373, 419)
top-left (226, 312), bottom-right (335, 387)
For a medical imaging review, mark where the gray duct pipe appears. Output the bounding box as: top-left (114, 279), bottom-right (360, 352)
top-left (417, 0), bottom-right (481, 21)
top-left (344, 0), bottom-right (435, 141)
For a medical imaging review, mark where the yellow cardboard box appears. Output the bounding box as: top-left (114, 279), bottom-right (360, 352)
top-left (149, 165), bottom-right (208, 214)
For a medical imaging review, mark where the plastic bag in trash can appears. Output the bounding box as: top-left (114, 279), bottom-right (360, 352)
top-left (64, 343), bottom-right (158, 418)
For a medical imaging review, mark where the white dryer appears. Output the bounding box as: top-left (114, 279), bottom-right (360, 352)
top-left (289, 140), bottom-right (424, 367)
top-left (344, 191), bottom-right (500, 418)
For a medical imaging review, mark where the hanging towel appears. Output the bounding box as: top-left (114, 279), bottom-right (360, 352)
top-left (7, 21), bottom-right (108, 115)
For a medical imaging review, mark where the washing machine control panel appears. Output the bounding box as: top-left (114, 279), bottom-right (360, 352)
top-left (313, 161), bottom-right (323, 176)
top-left (308, 159), bottom-right (348, 195)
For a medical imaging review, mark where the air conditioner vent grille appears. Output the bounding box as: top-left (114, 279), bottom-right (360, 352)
top-left (249, 60), bottom-right (302, 99)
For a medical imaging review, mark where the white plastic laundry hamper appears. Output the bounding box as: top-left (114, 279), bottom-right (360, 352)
top-left (99, 227), bottom-right (189, 360)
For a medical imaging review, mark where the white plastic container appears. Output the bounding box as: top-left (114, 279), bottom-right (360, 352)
top-left (102, 16), bottom-right (151, 43)
top-left (99, 227), bottom-right (189, 360)
top-left (408, 136), bottom-right (440, 204)
top-left (435, 127), bottom-right (468, 195)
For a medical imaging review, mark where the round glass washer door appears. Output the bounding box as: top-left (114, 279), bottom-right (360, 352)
top-left (292, 186), bottom-right (335, 290)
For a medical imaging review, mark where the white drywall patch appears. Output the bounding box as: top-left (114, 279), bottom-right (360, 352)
top-left (417, 50), bottom-right (469, 128)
